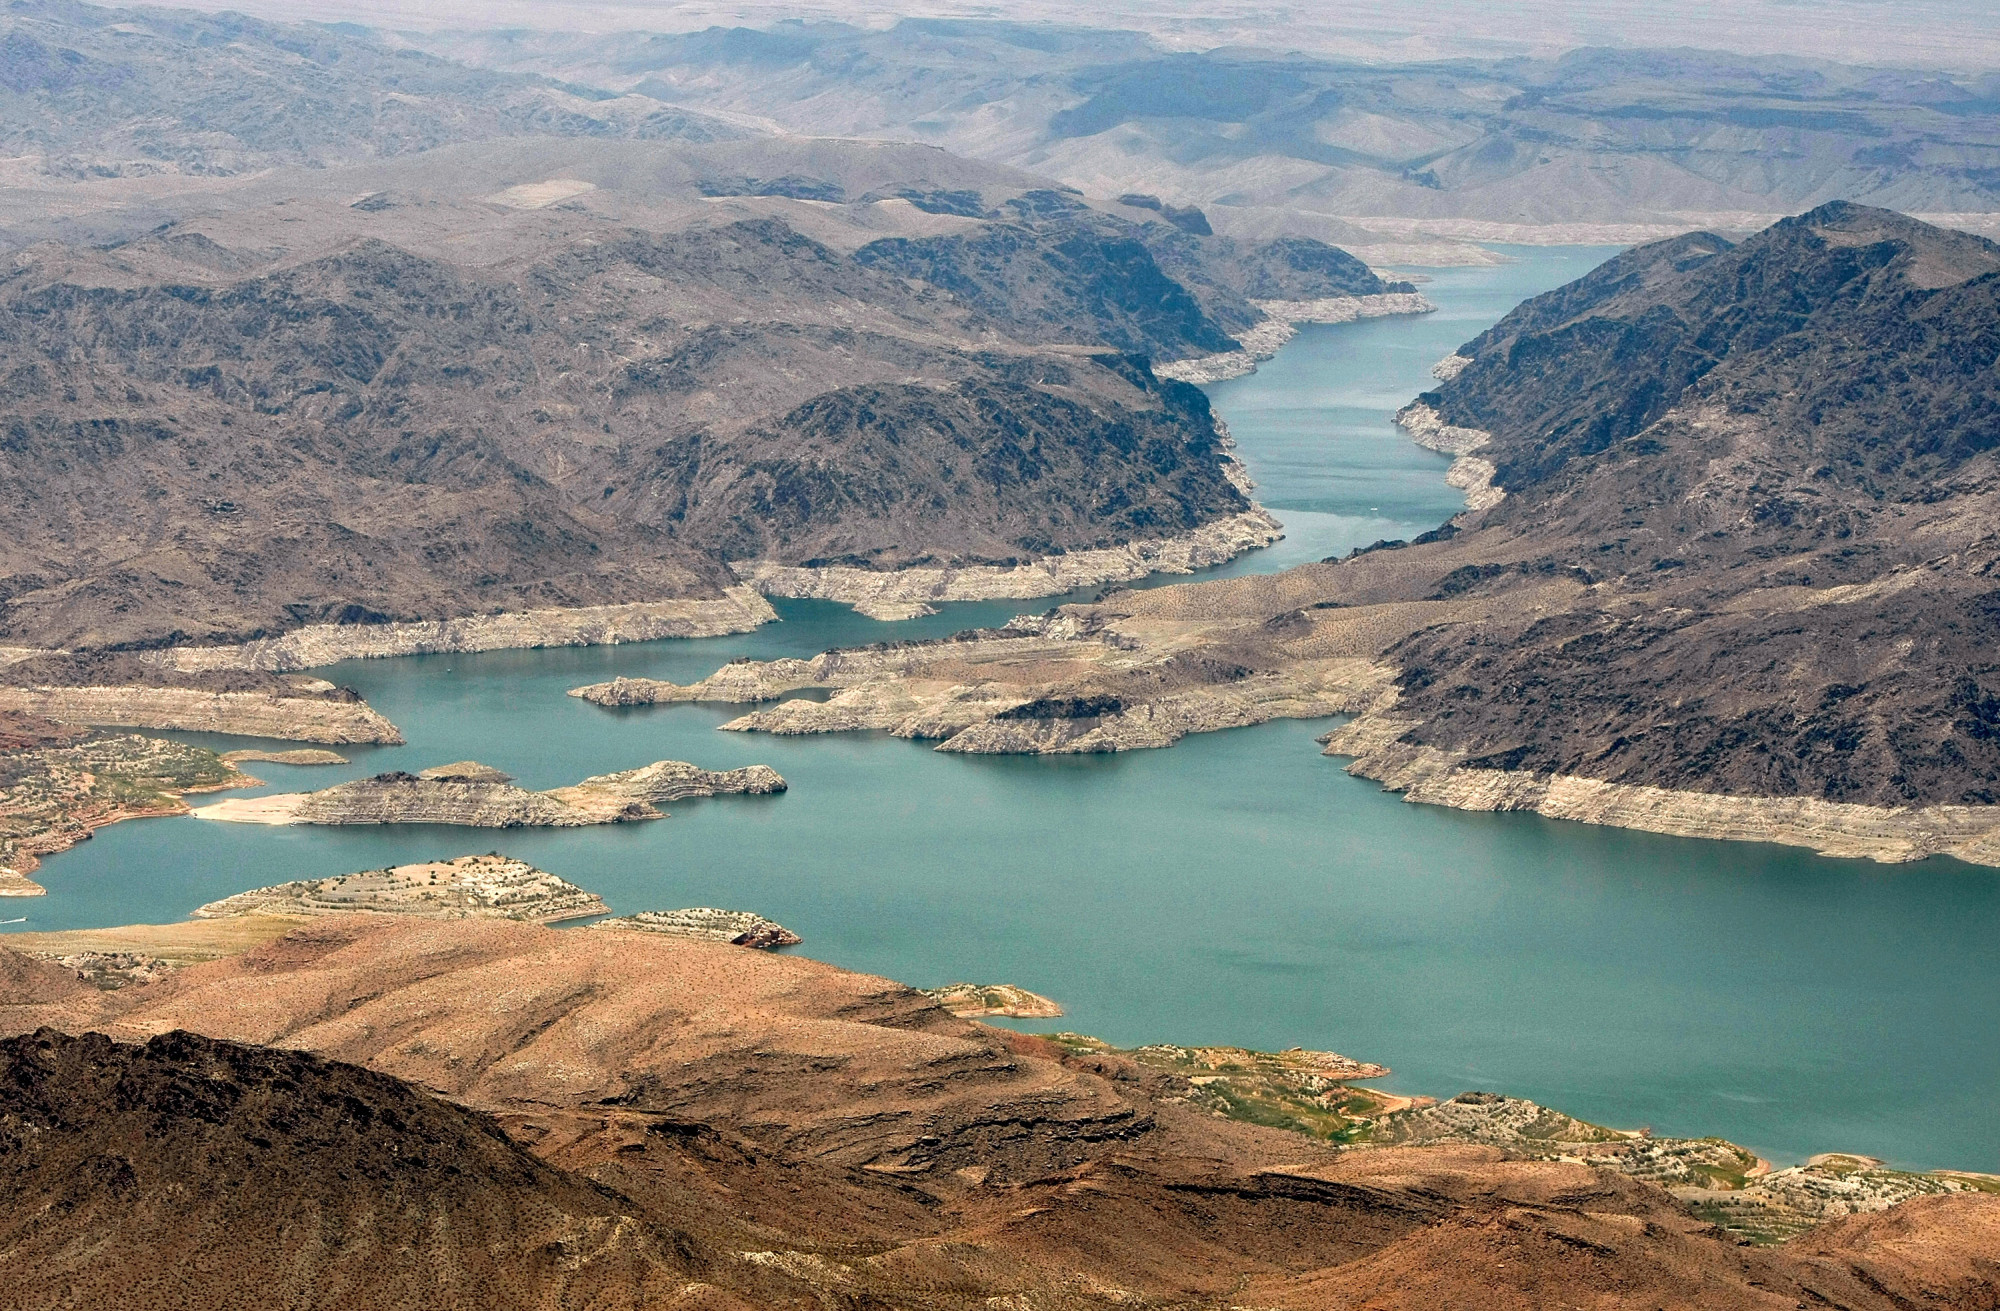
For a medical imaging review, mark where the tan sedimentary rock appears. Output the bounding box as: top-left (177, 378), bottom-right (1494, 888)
top-left (1429, 352), bottom-right (1474, 381)
top-left (220, 749), bottom-right (348, 766)
top-left (591, 908), bottom-right (801, 947)
top-left (1393, 400), bottom-right (1504, 512)
top-left (419, 761), bottom-right (514, 782)
top-left (192, 854), bottom-right (609, 924)
top-left (195, 757), bottom-right (786, 827)
top-left (143, 587), bottom-right (779, 673)
top-left (544, 759), bottom-right (787, 821)
top-left (1153, 293), bottom-right (1436, 384)
top-left (729, 509), bottom-right (1283, 619)
top-left (1322, 714), bottom-right (2000, 867)
top-left (922, 983), bottom-right (1063, 1018)
top-left (0, 685), bottom-right (403, 745)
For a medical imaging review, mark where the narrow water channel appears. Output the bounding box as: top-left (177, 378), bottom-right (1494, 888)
top-left (17, 247), bottom-right (1998, 1173)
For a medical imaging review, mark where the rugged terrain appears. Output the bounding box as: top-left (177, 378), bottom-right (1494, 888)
top-left (0, 114), bottom-right (1423, 662)
top-left (576, 205), bottom-right (2000, 864)
top-left (0, 916), bottom-right (1995, 1308)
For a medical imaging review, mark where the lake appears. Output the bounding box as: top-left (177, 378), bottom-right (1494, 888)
top-left (18, 246), bottom-right (1998, 1173)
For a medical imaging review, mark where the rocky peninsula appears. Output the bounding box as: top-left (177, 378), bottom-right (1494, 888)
top-left (921, 982), bottom-right (1063, 1018)
top-left (590, 907), bottom-right (801, 947)
top-left (0, 713), bottom-right (254, 892)
top-left (195, 758), bottom-right (786, 827)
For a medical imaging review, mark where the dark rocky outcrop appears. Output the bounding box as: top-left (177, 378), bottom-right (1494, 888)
top-left (0, 1028), bottom-right (694, 1309)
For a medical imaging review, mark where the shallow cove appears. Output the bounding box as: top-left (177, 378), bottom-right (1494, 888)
top-left (15, 247), bottom-right (2000, 1173)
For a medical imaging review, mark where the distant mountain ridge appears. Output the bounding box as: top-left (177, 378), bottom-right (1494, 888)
top-left (0, 0), bottom-right (745, 179)
top-left (418, 21), bottom-right (2000, 239)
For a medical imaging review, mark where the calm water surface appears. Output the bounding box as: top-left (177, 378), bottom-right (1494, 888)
top-left (18, 247), bottom-right (1999, 1172)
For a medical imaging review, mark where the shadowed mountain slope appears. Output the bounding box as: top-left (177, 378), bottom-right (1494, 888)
top-left (0, 1026), bottom-right (696, 1310)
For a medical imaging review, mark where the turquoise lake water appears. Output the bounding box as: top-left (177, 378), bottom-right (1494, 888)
top-left (16, 246), bottom-right (1999, 1173)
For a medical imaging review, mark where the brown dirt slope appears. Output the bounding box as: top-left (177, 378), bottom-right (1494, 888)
top-left (0, 919), bottom-right (1995, 1309)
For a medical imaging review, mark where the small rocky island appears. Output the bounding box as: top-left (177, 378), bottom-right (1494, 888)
top-left (192, 854), bottom-right (610, 923)
top-left (590, 908), bottom-right (802, 948)
top-left (192, 758), bottom-right (786, 827)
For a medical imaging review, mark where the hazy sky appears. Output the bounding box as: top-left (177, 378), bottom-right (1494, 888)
top-left (198, 0), bottom-right (2000, 70)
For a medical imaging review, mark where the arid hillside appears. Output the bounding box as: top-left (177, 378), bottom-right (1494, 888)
top-left (1, 918), bottom-right (1996, 1309)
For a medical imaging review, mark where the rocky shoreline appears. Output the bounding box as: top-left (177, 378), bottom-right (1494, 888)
top-left (1392, 398), bottom-right (1504, 513)
top-left (728, 509), bottom-right (1284, 620)
top-left (3, 908), bottom-right (1990, 1267)
top-left (0, 719), bottom-right (255, 892)
top-left (1153, 293), bottom-right (1436, 384)
top-left (1322, 709), bottom-right (2000, 867)
top-left (145, 587), bottom-right (779, 673)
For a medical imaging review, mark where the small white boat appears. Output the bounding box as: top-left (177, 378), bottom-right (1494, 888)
top-left (0, 917), bottom-right (25, 925)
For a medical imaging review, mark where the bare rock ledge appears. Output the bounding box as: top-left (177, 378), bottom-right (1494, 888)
top-left (590, 908), bottom-right (801, 947)
top-left (729, 509), bottom-right (1283, 620)
top-left (0, 686), bottom-right (402, 745)
top-left (145, 586), bottom-right (778, 673)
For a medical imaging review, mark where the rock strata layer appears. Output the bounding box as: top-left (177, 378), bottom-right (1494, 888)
top-left (590, 908), bottom-right (801, 947)
top-left (730, 509), bottom-right (1283, 620)
top-left (0, 685), bottom-right (402, 745)
top-left (1323, 715), bottom-right (2000, 866)
top-left (192, 854), bottom-right (609, 923)
top-left (195, 758), bottom-right (786, 827)
top-left (147, 588), bottom-right (779, 673)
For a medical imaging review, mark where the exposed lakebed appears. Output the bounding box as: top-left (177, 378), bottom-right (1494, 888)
top-left (15, 248), bottom-right (2000, 1173)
